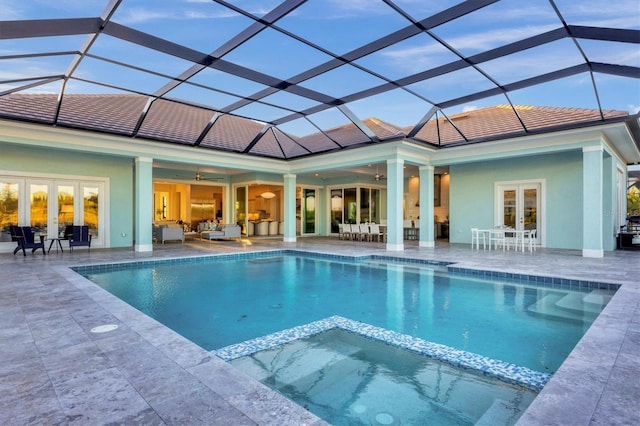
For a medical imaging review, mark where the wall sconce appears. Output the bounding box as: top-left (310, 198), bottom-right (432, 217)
top-left (261, 191), bottom-right (276, 199)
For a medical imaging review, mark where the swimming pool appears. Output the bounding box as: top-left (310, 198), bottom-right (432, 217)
top-left (77, 250), bottom-right (616, 375)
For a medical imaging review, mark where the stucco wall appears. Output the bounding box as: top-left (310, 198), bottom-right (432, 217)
top-left (449, 151), bottom-right (583, 250)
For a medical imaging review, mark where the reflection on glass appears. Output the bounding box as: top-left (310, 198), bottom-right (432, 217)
top-left (236, 186), bottom-right (246, 229)
top-left (359, 188), bottom-right (381, 223)
top-left (30, 184), bottom-right (48, 234)
top-left (83, 186), bottom-right (99, 237)
top-left (371, 188), bottom-right (380, 223)
top-left (303, 189), bottom-right (315, 234)
top-left (360, 188), bottom-right (370, 223)
top-left (344, 188), bottom-right (356, 224)
top-left (58, 185), bottom-right (74, 235)
top-left (330, 189), bottom-right (342, 233)
top-left (0, 182), bottom-right (19, 242)
top-left (524, 189), bottom-right (537, 230)
top-left (503, 190), bottom-right (516, 228)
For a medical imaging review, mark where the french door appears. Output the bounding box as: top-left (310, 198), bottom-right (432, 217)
top-left (495, 180), bottom-right (544, 246)
top-left (0, 175), bottom-right (105, 248)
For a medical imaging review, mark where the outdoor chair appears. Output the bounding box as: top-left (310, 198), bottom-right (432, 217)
top-left (63, 225), bottom-right (74, 240)
top-left (489, 229), bottom-right (508, 250)
top-left (524, 229), bottom-right (538, 252)
top-left (338, 223), bottom-right (350, 240)
top-left (68, 225), bottom-right (92, 251)
top-left (354, 224), bottom-right (368, 241)
top-left (10, 225), bottom-right (46, 256)
top-left (368, 223), bottom-right (383, 242)
top-left (470, 228), bottom-right (486, 249)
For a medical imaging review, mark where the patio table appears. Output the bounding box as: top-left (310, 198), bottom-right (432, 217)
top-left (478, 228), bottom-right (532, 251)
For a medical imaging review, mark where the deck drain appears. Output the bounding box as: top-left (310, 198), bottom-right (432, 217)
top-left (90, 324), bottom-right (119, 333)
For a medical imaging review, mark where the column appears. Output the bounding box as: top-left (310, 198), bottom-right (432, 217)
top-left (583, 146), bottom-right (603, 258)
top-left (386, 158), bottom-right (404, 251)
top-left (223, 184), bottom-right (232, 224)
top-left (135, 157), bottom-right (153, 252)
top-left (283, 174), bottom-right (297, 243)
top-left (419, 165), bottom-right (435, 248)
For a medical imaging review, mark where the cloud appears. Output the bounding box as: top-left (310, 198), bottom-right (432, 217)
top-left (462, 105), bottom-right (480, 112)
top-left (0, 0), bottom-right (25, 19)
top-left (118, 7), bottom-right (238, 25)
top-left (629, 105), bottom-right (640, 114)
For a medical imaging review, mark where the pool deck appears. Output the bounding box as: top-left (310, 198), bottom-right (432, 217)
top-left (1, 238), bottom-right (638, 425)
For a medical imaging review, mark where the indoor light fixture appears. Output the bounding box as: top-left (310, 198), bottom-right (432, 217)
top-left (261, 191), bottom-right (276, 199)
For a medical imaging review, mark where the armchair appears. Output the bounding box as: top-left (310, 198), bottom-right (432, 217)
top-left (154, 224), bottom-right (184, 244)
top-left (68, 225), bottom-right (92, 251)
top-left (10, 225), bottom-right (46, 256)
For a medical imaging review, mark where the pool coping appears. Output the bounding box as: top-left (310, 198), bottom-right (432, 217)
top-left (70, 248), bottom-right (622, 395)
top-left (214, 315), bottom-right (551, 392)
top-left (71, 248), bottom-right (621, 293)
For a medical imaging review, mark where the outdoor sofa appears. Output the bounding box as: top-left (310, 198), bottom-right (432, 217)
top-left (200, 224), bottom-right (241, 240)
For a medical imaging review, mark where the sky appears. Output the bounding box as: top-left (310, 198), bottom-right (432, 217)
top-left (1, 0), bottom-right (639, 135)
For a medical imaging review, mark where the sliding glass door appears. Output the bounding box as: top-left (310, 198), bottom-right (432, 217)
top-left (301, 188), bottom-right (316, 235)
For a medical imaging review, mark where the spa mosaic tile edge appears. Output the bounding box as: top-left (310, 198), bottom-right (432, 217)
top-left (214, 315), bottom-right (551, 392)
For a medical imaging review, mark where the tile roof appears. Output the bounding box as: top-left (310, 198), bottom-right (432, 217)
top-left (0, 94), bottom-right (630, 158)
top-left (412, 105), bottom-right (629, 146)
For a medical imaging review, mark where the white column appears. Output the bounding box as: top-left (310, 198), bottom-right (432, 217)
top-left (419, 165), bottom-right (435, 248)
top-left (135, 157), bottom-right (153, 252)
top-left (283, 174), bottom-right (297, 243)
top-left (386, 158), bottom-right (404, 251)
top-left (223, 184), bottom-right (232, 224)
top-left (583, 146), bottom-right (603, 258)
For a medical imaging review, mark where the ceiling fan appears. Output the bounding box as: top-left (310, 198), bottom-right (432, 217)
top-left (175, 172), bottom-right (224, 181)
top-left (373, 165), bottom-right (386, 181)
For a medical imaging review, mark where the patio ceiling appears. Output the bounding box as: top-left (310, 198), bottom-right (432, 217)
top-left (1, 0), bottom-right (639, 160)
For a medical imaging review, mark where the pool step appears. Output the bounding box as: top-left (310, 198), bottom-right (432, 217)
top-left (555, 291), bottom-right (607, 314)
top-left (583, 289), bottom-right (613, 308)
top-left (527, 293), bottom-right (596, 321)
top-left (527, 289), bottom-right (613, 321)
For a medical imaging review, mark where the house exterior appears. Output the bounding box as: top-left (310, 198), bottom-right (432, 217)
top-left (1, 99), bottom-right (639, 257)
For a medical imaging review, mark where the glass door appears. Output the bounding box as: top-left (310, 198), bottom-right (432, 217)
top-left (1, 177), bottom-right (105, 250)
top-left (329, 189), bottom-right (342, 233)
top-left (56, 184), bottom-right (75, 237)
top-left (0, 180), bottom-right (20, 242)
top-left (301, 188), bottom-right (316, 234)
top-left (497, 181), bottom-right (542, 244)
top-left (235, 186), bottom-right (246, 234)
top-left (29, 182), bottom-right (49, 236)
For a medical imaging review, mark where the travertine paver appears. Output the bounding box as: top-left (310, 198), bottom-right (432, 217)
top-left (0, 238), bottom-right (637, 425)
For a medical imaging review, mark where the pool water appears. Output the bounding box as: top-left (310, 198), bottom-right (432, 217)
top-left (230, 328), bottom-right (538, 425)
top-left (82, 253), bottom-right (614, 373)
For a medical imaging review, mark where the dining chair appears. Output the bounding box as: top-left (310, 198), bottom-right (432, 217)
top-left (338, 223), bottom-right (348, 240)
top-left (356, 224), bottom-right (369, 241)
top-left (470, 228), bottom-right (486, 249)
top-left (368, 223), bottom-right (383, 242)
top-left (489, 229), bottom-right (507, 250)
top-left (524, 229), bottom-right (537, 251)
